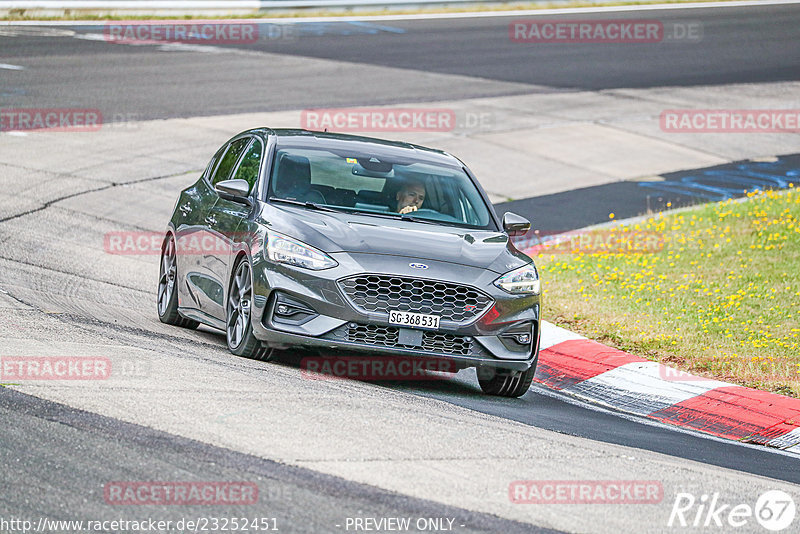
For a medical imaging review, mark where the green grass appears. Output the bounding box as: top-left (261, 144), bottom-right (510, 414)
top-left (535, 187), bottom-right (800, 397)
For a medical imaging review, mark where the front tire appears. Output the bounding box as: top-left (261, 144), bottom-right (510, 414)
top-left (157, 233), bottom-right (199, 329)
top-left (226, 258), bottom-right (273, 361)
top-left (477, 359), bottom-right (537, 398)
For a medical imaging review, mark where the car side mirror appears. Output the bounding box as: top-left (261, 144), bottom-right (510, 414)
top-left (502, 212), bottom-right (531, 237)
top-left (215, 179), bottom-right (252, 206)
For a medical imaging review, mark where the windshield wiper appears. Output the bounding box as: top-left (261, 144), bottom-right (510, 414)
top-left (310, 205), bottom-right (404, 219)
top-left (328, 206), bottom-right (443, 226)
top-left (270, 200), bottom-right (445, 226)
top-left (330, 207), bottom-right (438, 225)
top-left (397, 214), bottom-right (440, 225)
top-left (268, 197), bottom-right (339, 212)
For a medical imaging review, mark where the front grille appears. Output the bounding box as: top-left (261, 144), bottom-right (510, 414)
top-left (348, 323), bottom-right (399, 346)
top-left (422, 331), bottom-right (473, 355)
top-left (338, 275), bottom-right (493, 324)
top-left (326, 323), bottom-right (487, 357)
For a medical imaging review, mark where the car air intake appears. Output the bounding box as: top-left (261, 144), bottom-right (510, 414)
top-left (338, 275), bottom-right (493, 324)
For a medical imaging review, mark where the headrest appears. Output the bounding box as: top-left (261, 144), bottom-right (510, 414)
top-left (275, 154), bottom-right (312, 196)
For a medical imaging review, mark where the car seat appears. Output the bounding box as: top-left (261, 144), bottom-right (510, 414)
top-left (273, 154), bottom-right (326, 204)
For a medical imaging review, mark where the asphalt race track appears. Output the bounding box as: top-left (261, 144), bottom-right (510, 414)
top-left (0, 3), bottom-right (798, 119)
top-left (1, 2), bottom-right (800, 533)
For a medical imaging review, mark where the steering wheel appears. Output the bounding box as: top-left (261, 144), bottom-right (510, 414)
top-left (304, 189), bottom-right (327, 204)
top-left (407, 208), bottom-right (461, 223)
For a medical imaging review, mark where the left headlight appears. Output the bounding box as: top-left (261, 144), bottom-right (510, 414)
top-left (266, 232), bottom-right (338, 270)
top-left (494, 263), bottom-right (540, 294)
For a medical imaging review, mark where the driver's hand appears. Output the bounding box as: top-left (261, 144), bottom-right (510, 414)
top-left (399, 205), bottom-right (418, 215)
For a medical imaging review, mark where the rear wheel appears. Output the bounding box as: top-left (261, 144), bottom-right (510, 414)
top-left (157, 234), bottom-right (199, 329)
top-left (477, 360), bottom-right (537, 398)
top-left (226, 258), bottom-right (274, 361)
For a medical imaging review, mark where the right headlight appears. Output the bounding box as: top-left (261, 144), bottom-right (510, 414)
top-left (266, 232), bottom-right (338, 270)
top-left (494, 263), bottom-right (540, 294)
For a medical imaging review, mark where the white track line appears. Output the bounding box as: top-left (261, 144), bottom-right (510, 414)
top-left (531, 382), bottom-right (800, 458)
top-left (539, 320), bottom-right (586, 351)
top-left (564, 361), bottom-right (733, 416)
top-left (767, 427), bottom-right (800, 450)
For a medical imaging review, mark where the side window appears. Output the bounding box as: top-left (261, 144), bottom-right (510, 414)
top-left (202, 145), bottom-right (226, 183)
top-left (210, 138), bottom-right (250, 186)
top-left (232, 138), bottom-right (263, 193)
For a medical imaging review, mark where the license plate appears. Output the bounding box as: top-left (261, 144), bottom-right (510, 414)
top-left (388, 310), bottom-right (440, 330)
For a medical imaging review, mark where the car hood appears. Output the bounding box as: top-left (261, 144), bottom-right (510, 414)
top-left (260, 204), bottom-right (531, 274)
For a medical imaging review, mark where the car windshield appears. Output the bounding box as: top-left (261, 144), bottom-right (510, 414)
top-left (267, 146), bottom-right (495, 230)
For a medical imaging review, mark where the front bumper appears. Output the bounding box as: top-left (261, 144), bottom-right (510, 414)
top-left (248, 252), bottom-right (541, 371)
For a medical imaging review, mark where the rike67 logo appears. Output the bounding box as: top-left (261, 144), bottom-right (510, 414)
top-left (668, 490), bottom-right (796, 531)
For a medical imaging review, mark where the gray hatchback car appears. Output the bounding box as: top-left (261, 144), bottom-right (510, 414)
top-left (158, 128), bottom-right (541, 397)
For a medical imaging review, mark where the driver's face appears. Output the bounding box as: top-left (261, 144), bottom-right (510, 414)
top-left (396, 184), bottom-right (425, 211)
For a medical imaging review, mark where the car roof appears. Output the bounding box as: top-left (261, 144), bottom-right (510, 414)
top-left (251, 128), bottom-right (463, 168)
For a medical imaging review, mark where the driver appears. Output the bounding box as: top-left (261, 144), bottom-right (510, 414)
top-left (395, 180), bottom-right (426, 214)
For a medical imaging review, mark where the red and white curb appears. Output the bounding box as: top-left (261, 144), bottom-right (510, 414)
top-left (537, 321), bottom-right (800, 454)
